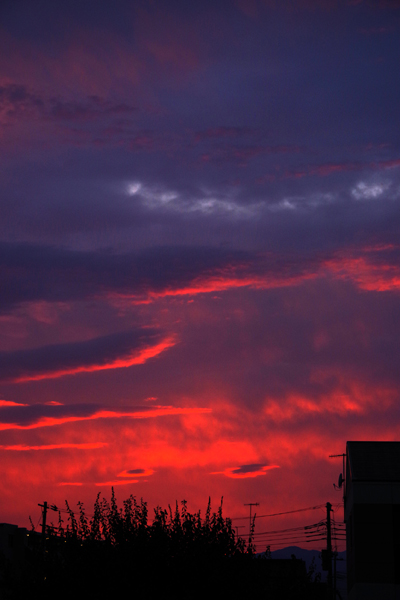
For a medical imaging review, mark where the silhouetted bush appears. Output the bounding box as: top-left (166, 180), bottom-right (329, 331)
top-left (12, 492), bottom-right (326, 600)
top-left (23, 492), bottom-right (254, 600)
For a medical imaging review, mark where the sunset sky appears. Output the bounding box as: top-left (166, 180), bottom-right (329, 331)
top-left (1, 0), bottom-right (400, 550)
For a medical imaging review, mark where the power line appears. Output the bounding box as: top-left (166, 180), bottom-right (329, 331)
top-left (244, 501), bottom-right (347, 559)
top-left (253, 521), bottom-right (325, 536)
top-left (244, 502), bottom-right (259, 544)
top-left (255, 534), bottom-right (327, 544)
top-left (232, 503), bottom-right (326, 521)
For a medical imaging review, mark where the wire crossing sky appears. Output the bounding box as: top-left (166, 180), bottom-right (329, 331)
top-left (1, 0), bottom-right (400, 543)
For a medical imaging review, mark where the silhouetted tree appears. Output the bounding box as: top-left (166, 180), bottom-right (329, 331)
top-left (13, 492), bottom-right (326, 600)
top-left (23, 492), bottom-right (251, 600)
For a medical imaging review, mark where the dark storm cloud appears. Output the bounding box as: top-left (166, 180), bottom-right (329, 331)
top-left (0, 329), bottom-right (162, 382)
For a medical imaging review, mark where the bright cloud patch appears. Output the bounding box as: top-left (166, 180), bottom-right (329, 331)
top-left (351, 181), bottom-right (389, 200)
top-left (0, 400), bottom-right (28, 407)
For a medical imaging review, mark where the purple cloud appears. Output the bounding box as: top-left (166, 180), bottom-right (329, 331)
top-left (0, 329), bottom-right (168, 382)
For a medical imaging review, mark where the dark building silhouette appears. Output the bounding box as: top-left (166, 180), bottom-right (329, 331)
top-left (0, 523), bottom-right (30, 571)
top-left (345, 441), bottom-right (400, 599)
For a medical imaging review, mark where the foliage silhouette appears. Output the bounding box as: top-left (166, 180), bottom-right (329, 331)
top-left (25, 492), bottom-right (253, 600)
top-left (13, 492), bottom-right (326, 600)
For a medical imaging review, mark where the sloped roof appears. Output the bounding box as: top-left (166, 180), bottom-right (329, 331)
top-left (347, 441), bottom-right (400, 482)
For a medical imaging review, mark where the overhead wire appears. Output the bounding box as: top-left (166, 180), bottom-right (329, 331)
top-left (238, 502), bottom-right (347, 553)
top-left (231, 503), bottom-right (326, 521)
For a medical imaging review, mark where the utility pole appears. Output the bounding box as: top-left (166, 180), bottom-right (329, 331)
top-left (38, 502), bottom-right (58, 556)
top-left (38, 501), bottom-right (48, 554)
top-left (326, 502), bottom-right (333, 599)
top-left (235, 525), bottom-right (245, 541)
top-left (333, 550), bottom-right (337, 600)
top-left (244, 502), bottom-right (259, 545)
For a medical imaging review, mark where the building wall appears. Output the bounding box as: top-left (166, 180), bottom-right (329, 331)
top-left (0, 524), bottom-right (29, 577)
top-left (345, 483), bottom-right (400, 600)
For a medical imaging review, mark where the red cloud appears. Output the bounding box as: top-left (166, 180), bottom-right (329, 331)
top-left (0, 406), bottom-right (212, 432)
top-left (0, 443), bottom-right (108, 451)
top-left (10, 337), bottom-right (176, 384)
top-left (117, 271), bottom-right (319, 305)
top-left (0, 400), bottom-right (28, 407)
top-left (106, 244), bottom-right (400, 304)
top-left (324, 253), bottom-right (400, 292)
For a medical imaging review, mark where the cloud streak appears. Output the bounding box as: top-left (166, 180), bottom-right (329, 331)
top-left (0, 330), bottom-right (175, 383)
top-left (3, 242), bottom-right (400, 320)
top-left (213, 464), bottom-right (280, 479)
top-left (0, 403), bottom-right (212, 431)
top-left (0, 443), bottom-right (108, 451)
